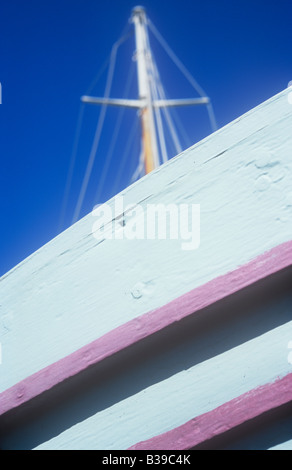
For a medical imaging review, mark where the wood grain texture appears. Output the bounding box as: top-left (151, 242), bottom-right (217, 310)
top-left (129, 372), bottom-right (292, 450)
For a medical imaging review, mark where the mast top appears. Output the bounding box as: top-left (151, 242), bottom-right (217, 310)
top-left (131, 6), bottom-right (146, 18)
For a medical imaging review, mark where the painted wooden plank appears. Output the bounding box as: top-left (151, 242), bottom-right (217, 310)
top-left (0, 241), bottom-right (291, 419)
top-left (0, 88), bottom-right (291, 396)
top-left (128, 372), bottom-right (292, 450)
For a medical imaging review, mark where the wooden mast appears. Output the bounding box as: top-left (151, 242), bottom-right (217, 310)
top-left (131, 6), bottom-right (159, 174)
top-left (81, 5), bottom-right (213, 179)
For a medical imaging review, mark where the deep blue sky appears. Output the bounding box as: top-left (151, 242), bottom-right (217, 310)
top-left (0, 0), bottom-right (291, 277)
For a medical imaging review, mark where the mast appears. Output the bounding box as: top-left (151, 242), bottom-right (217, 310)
top-left (81, 6), bottom-right (213, 177)
top-left (131, 6), bottom-right (159, 174)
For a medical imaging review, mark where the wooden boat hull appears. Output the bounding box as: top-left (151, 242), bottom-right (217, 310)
top-left (0, 88), bottom-right (292, 450)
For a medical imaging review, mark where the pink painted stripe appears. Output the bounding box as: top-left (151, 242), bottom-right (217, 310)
top-left (0, 240), bottom-right (292, 417)
top-left (129, 372), bottom-right (292, 450)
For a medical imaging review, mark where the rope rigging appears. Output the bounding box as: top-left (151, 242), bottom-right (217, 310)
top-left (148, 19), bottom-right (218, 133)
top-left (93, 59), bottom-right (136, 205)
top-left (60, 8), bottom-right (218, 230)
top-left (58, 51), bottom-right (118, 231)
top-left (71, 25), bottom-right (133, 224)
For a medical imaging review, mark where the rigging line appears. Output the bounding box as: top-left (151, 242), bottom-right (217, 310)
top-left (149, 48), bottom-right (183, 154)
top-left (93, 59), bottom-right (135, 205)
top-left (145, 30), bottom-right (168, 165)
top-left (84, 57), bottom-right (110, 97)
top-left (152, 78), bottom-right (168, 164)
top-left (130, 148), bottom-right (145, 183)
top-left (148, 19), bottom-right (207, 98)
top-left (71, 27), bottom-right (132, 224)
top-left (148, 19), bottom-right (218, 133)
top-left (143, 28), bottom-right (182, 160)
top-left (85, 23), bottom-right (133, 96)
top-left (153, 63), bottom-right (183, 155)
top-left (157, 72), bottom-right (196, 149)
top-left (58, 102), bottom-right (85, 232)
top-left (153, 71), bottom-right (181, 160)
top-left (152, 63), bottom-right (192, 149)
top-left (161, 103), bottom-right (182, 156)
top-left (168, 105), bottom-right (192, 149)
top-left (58, 51), bottom-right (117, 231)
top-left (111, 116), bottom-right (139, 197)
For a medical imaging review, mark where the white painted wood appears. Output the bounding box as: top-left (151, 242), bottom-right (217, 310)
top-left (0, 88), bottom-right (291, 396)
top-left (270, 439), bottom-right (292, 450)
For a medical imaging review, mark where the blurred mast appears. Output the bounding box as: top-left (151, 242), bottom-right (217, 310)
top-left (81, 5), bottom-right (212, 176)
top-left (131, 6), bottom-right (159, 174)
